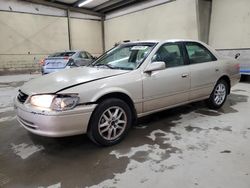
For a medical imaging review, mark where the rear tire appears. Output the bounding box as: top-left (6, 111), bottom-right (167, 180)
top-left (87, 98), bottom-right (132, 146)
top-left (207, 79), bottom-right (228, 109)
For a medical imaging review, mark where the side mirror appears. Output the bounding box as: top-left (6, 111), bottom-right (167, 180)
top-left (144, 61), bottom-right (166, 73)
top-left (235, 53), bottom-right (240, 59)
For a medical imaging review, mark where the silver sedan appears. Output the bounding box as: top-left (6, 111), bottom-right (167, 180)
top-left (15, 39), bottom-right (240, 146)
top-left (41, 50), bottom-right (95, 74)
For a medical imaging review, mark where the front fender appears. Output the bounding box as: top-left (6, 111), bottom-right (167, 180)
top-left (90, 87), bottom-right (134, 103)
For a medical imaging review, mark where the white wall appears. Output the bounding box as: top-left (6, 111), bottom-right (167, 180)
top-left (0, 0), bottom-right (101, 19)
top-left (0, 0), bottom-right (102, 73)
top-left (0, 0), bottom-right (65, 17)
top-left (0, 11), bottom-right (69, 73)
top-left (70, 18), bottom-right (103, 57)
top-left (0, 11), bottom-right (69, 54)
top-left (197, 0), bottom-right (211, 44)
top-left (209, 0), bottom-right (250, 49)
top-left (104, 0), bottom-right (199, 50)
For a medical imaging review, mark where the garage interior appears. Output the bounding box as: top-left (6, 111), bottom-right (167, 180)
top-left (0, 0), bottom-right (250, 187)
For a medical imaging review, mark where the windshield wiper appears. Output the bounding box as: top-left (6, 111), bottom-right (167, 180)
top-left (114, 67), bottom-right (133, 70)
top-left (94, 64), bottom-right (114, 69)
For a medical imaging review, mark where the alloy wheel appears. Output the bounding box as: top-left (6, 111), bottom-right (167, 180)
top-left (213, 83), bottom-right (226, 105)
top-left (98, 106), bottom-right (127, 140)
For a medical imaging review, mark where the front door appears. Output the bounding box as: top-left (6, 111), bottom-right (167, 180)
top-left (142, 42), bottom-right (190, 112)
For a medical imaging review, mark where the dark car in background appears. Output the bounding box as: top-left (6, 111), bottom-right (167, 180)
top-left (40, 50), bottom-right (95, 74)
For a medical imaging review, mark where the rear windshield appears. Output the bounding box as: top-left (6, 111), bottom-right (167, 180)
top-left (49, 52), bottom-right (75, 57)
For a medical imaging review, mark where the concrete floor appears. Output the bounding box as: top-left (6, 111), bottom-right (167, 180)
top-left (0, 74), bottom-right (250, 188)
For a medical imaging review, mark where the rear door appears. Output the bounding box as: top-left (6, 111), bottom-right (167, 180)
top-left (142, 42), bottom-right (190, 112)
top-left (184, 42), bottom-right (220, 100)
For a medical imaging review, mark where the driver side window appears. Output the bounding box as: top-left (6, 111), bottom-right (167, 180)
top-left (78, 52), bottom-right (88, 59)
top-left (152, 43), bottom-right (184, 68)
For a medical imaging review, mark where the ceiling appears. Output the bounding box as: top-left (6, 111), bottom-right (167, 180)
top-left (55, 0), bottom-right (110, 8)
top-left (45, 0), bottom-right (148, 14)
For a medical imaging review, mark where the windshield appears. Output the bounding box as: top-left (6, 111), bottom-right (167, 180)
top-left (49, 52), bottom-right (75, 57)
top-left (91, 43), bottom-right (156, 70)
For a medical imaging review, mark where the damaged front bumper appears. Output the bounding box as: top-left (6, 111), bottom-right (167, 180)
top-left (14, 97), bottom-right (96, 137)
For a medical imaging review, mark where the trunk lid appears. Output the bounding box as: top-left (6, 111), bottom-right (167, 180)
top-left (44, 57), bottom-right (69, 69)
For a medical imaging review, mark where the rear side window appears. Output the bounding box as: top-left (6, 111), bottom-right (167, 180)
top-left (50, 52), bottom-right (75, 57)
top-left (83, 52), bottom-right (88, 58)
top-left (185, 42), bottom-right (217, 64)
top-left (86, 52), bottom-right (93, 59)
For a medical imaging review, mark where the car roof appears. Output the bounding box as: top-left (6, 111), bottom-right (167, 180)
top-left (124, 39), bottom-right (204, 44)
top-left (120, 39), bottom-right (219, 59)
top-left (52, 50), bottom-right (84, 54)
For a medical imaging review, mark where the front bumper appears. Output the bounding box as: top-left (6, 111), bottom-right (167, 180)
top-left (15, 97), bottom-right (96, 137)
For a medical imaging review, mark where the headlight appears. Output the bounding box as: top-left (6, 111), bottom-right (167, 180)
top-left (30, 94), bottom-right (79, 111)
top-left (51, 95), bottom-right (79, 111)
top-left (30, 95), bottom-right (55, 108)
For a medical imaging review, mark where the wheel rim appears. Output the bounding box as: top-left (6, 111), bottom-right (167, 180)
top-left (98, 106), bottom-right (127, 141)
top-left (214, 83), bottom-right (226, 105)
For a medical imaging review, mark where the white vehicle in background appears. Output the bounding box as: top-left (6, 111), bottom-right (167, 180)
top-left (15, 39), bottom-right (240, 146)
top-left (238, 56), bottom-right (250, 80)
top-left (40, 50), bottom-right (95, 74)
top-left (216, 50), bottom-right (250, 81)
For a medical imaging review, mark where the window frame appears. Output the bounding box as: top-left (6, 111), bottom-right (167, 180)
top-left (77, 52), bottom-right (83, 58)
top-left (183, 42), bottom-right (217, 65)
top-left (151, 42), bottom-right (188, 68)
top-left (90, 42), bottom-right (157, 70)
top-left (85, 51), bottom-right (93, 59)
top-left (79, 51), bottom-right (88, 59)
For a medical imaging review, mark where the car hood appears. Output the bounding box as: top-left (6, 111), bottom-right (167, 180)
top-left (21, 67), bottom-right (129, 95)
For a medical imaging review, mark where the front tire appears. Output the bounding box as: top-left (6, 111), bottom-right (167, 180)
top-left (207, 79), bottom-right (228, 109)
top-left (88, 98), bottom-right (132, 146)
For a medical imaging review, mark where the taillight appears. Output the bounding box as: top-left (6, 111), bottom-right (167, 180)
top-left (39, 58), bottom-right (45, 66)
top-left (235, 63), bottom-right (240, 70)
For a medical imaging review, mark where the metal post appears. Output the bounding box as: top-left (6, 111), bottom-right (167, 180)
top-left (67, 9), bottom-right (72, 50)
top-left (101, 16), bottom-right (105, 53)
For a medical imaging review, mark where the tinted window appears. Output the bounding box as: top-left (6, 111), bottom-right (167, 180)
top-left (152, 43), bottom-right (184, 67)
top-left (86, 52), bottom-right (93, 59)
top-left (49, 52), bottom-right (75, 57)
top-left (79, 52), bottom-right (88, 58)
top-left (78, 52), bottom-right (83, 58)
top-left (185, 42), bottom-right (216, 64)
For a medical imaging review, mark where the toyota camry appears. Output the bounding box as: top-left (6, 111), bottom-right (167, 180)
top-left (15, 39), bottom-right (240, 146)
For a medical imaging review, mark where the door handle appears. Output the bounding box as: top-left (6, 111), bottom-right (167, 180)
top-left (181, 73), bottom-right (189, 78)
